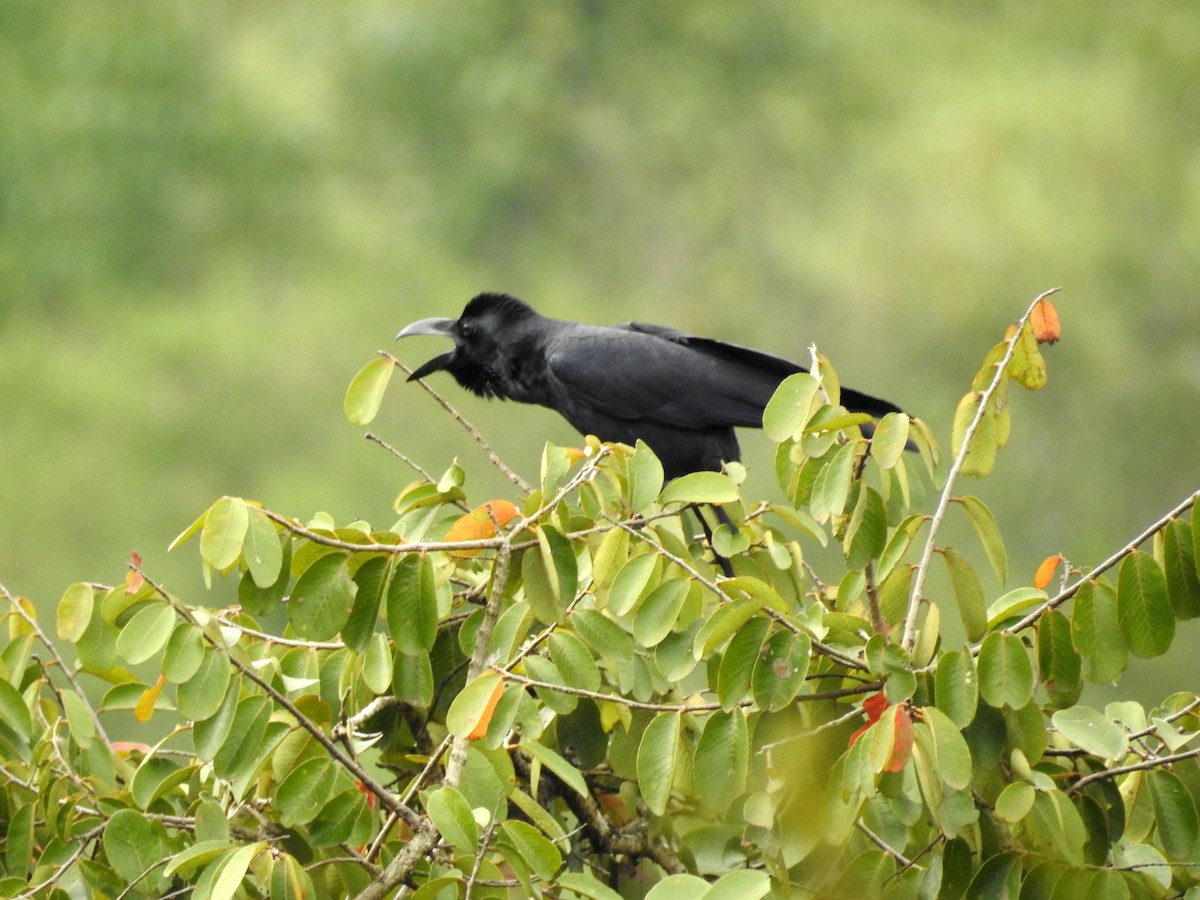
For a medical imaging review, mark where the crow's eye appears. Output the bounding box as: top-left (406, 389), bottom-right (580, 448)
top-left (459, 319), bottom-right (478, 338)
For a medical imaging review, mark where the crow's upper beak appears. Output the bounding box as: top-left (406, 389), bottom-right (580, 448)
top-left (396, 317), bottom-right (457, 381)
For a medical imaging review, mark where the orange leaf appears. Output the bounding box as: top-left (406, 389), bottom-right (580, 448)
top-left (885, 705), bottom-right (914, 773)
top-left (1031, 298), bottom-right (1061, 344)
top-left (136, 675), bottom-right (165, 723)
top-left (597, 791), bottom-right (632, 826)
top-left (849, 692), bottom-right (891, 746)
top-left (442, 500), bottom-right (520, 556)
top-left (1034, 554), bottom-right (1064, 590)
top-left (466, 674), bottom-right (506, 741)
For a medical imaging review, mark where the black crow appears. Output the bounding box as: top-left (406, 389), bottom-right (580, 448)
top-left (396, 293), bottom-right (905, 481)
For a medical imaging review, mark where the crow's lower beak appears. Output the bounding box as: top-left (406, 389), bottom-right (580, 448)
top-left (407, 350), bottom-right (455, 382)
top-left (396, 317), bottom-right (458, 381)
top-left (395, 317), bottom-right (456, 340)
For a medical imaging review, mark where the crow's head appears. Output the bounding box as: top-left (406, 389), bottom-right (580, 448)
top-left (396, 292), bottom-right (539, 399)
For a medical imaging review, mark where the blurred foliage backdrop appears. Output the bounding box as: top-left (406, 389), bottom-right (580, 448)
top-left (2, 3), bottom-right (1198, 695)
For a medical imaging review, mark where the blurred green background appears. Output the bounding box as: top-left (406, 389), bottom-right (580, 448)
top-left (2, 4), bottom-right (1198, 694)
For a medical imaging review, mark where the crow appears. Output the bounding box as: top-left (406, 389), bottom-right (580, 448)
top-left (396, 292), bottom-right (905, 481)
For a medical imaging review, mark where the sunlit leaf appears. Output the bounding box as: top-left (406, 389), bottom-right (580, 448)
top-left (426, 786), bottom-right (478, 853)
top-left (659, 470), bottom-right (740, 506)
top-left (442, 500), bottom-right (519, 552)
top-left (1034, 554), bottom-right (1063, 591)
top-left (344, 356), bottom-right (394, 425)
top-left (1051, 705), bottom-right (1128, 760)
top-left (289, 552), bottom-right (356, 641)
top-left (763, 372), bottom-right (820, 442)
top-left (1007, 318), bottom-right (1048, 390)
top-left (57, 581), bottom-right (94, 642)
top-left (447, 670), bottom-right (505, 740)
top-left (200, 495), bottom-right (249, 572)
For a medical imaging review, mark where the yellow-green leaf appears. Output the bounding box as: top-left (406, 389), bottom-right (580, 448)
top-left (200, 496), bottom-right (249, 572)
top-left (344, 356), bottom-right (394, 425)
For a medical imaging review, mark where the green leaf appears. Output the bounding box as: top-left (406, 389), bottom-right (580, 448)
top-left (870, 412), bottom-right (910, 470)
top-left (918, 706), bottom-right (973, 791)
top-left (162, 839), bottom-right (234, 877)
top-left (62, 688), bottom-right (96, 748)
top-left (520, 741), bottom-right (589, 797)
top-left (213, 695), bottom-right (273, 780)
top-left (193, 682), bottom-right (239, 761)
top-left (810, 442), bottom-right (856, 522)
top-left (103, 809), bottom-right (171, 887)
top-left (0, 676), bottom-right (33, 742)
top-left (57, 581), bottom-right (94, 642)
top-left (645, 874), bottom-right (714, 900)
top-left (1025, 790), bottom-right (1086, 866)
top-left (276, 757), bottom-right (338, 826)
top-left (548, 631), bottom-right (601, 693)
top-left (763, 372), bottom-right (820, 442)
top-left (1071, 581), bottom-right (1127, 684)
top-left (501, 819), bottom-right (562, 882)
top-left (628, 440), bottom-right (666, 513)
top-left (659, 470), bottom-right (740, 506)
top-left (163, 622), bottom-right (205, 683)
top-left (387, 554), bottom-right (438, 653)
top-left (363, 632), bottom-right (393, 694)
top-left (116, 602), bottom-right (176, 665)
top-left (994, 782), bottom-right (1035, 823)
top-left (1008, 318), bottom-right (1048, 389)
top-left (844, 487), bottom-right (887, 571)
top-left (1158, 519), bottom-right (1200, 619)
top-left (633, 578), bottom-right (690, 648)
top-left (1037, 608), bottom-right (1082, 708)
top-left (210, 842), bottom-right (264, 900)
top-left (934, 649), bottom-right (978, 728)
top-left (607, 552), bottom-right (657, 616)
top-left (959, 495), bottom-right (1007, 583)
top-left (1147, 769), bottom-right (1199, 860)
top-left (555, 872), bottom-right (626, 900)
top-left (538, 525), bottom-right (579, 605)
top-left (752, 629), bottom-right (811, 712)
top-left (693, 709), bottom-right (749, 814)
top-left (288, 552), bottom-right (356, 641)
top-left (942, 547), bottom-right (987, 641)
top-left (343, 555), bottom-right (388, 653)
top-left (393, 647), bottom-right (434, 708)
top-left (344, 356), bottom-right (394, 425)
top-left (1117, 550), bottom-right (1174, 658)
top-left (706, 869), bottom-right (771, 900)
top-left (571, 609), bottom-right (634, 664)
top-left (717, 615), bottom-right (769, 711)
top-left (243, 508), bottom-right (284, 589)
top-left (637, 712), bottom-right (681, 816)
top-left (1051, 705), bottom-right (1128, 760)
top-left (986, 587), bottom-right (1047, 629)
top-left (177, 647), bottom-right (233, 721)
top-left (425, 786), bottom-right (478, 853)
top-left (977, 632), bottom-right (1034, 709)
top-left (200, 495), bottom-right (250, 571)
top-left (952, 389), bottom-right (1006, 479)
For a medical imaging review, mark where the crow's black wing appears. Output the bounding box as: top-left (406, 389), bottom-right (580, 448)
top-left (543, 323), bottom-right (806, 430)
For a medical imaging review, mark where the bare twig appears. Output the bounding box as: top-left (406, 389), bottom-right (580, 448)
top-left (1068, 745), bottom-right (1200, 795)
top-left (1, 581), bottom-right (113, 751)
top-left (385, 351), bottom-right (533, 492)
top-left (1004, 488), bottom-right (1200, 636)
top-left (901, 288), bottom-right (1061, 651)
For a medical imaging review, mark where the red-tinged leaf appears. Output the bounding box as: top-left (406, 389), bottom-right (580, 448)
top-left (850, 691), bottom-right (891, 746)
top-left (125, 569), bottom-right (144, 595)
top-left (111, 742), bottom-right (152, 755)
top-left (466, 674), bottom-right (507, 741)
top-left (1031, 298), bottom-right (1062, 344)
top-left (131, 550), bottom-right (142, 567)
top-left (442, 500), bottom-right (520, 555)
top-left (886, 705), bottom-right (914, 773)
top-left (136, 676), bottom-right (165, 723)
top-left (1034, 555), bottom-right (1063, 590)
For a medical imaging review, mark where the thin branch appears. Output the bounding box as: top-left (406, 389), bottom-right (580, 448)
top-left (902, 288), bottom-right (1061, 651)
top-left (1068, 745), bottom-right (1200, 795)
top-left (857, 820), bottom-right (913, 868)
top-left (134, 565), bottom-right (420, 831)
top-left (385, 351), bottom-right (533, 492)
top-left (1, 581), bottom-right (113, 751)
top-left (1004, 488), bottom-right (1200, 636)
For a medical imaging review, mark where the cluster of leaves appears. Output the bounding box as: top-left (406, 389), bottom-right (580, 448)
top-left (3, 293), bottom-right (1200, 899)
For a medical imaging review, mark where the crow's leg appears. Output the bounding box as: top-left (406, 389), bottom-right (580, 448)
top-left (693, 506), bottom-right (735, 578)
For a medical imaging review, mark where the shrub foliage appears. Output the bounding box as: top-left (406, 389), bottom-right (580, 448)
top-left (3, 293), bottom-right (1200, 898)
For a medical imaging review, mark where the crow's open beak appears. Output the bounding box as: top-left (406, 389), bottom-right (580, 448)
top-left (396, 317), bottom-right (457, 381)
